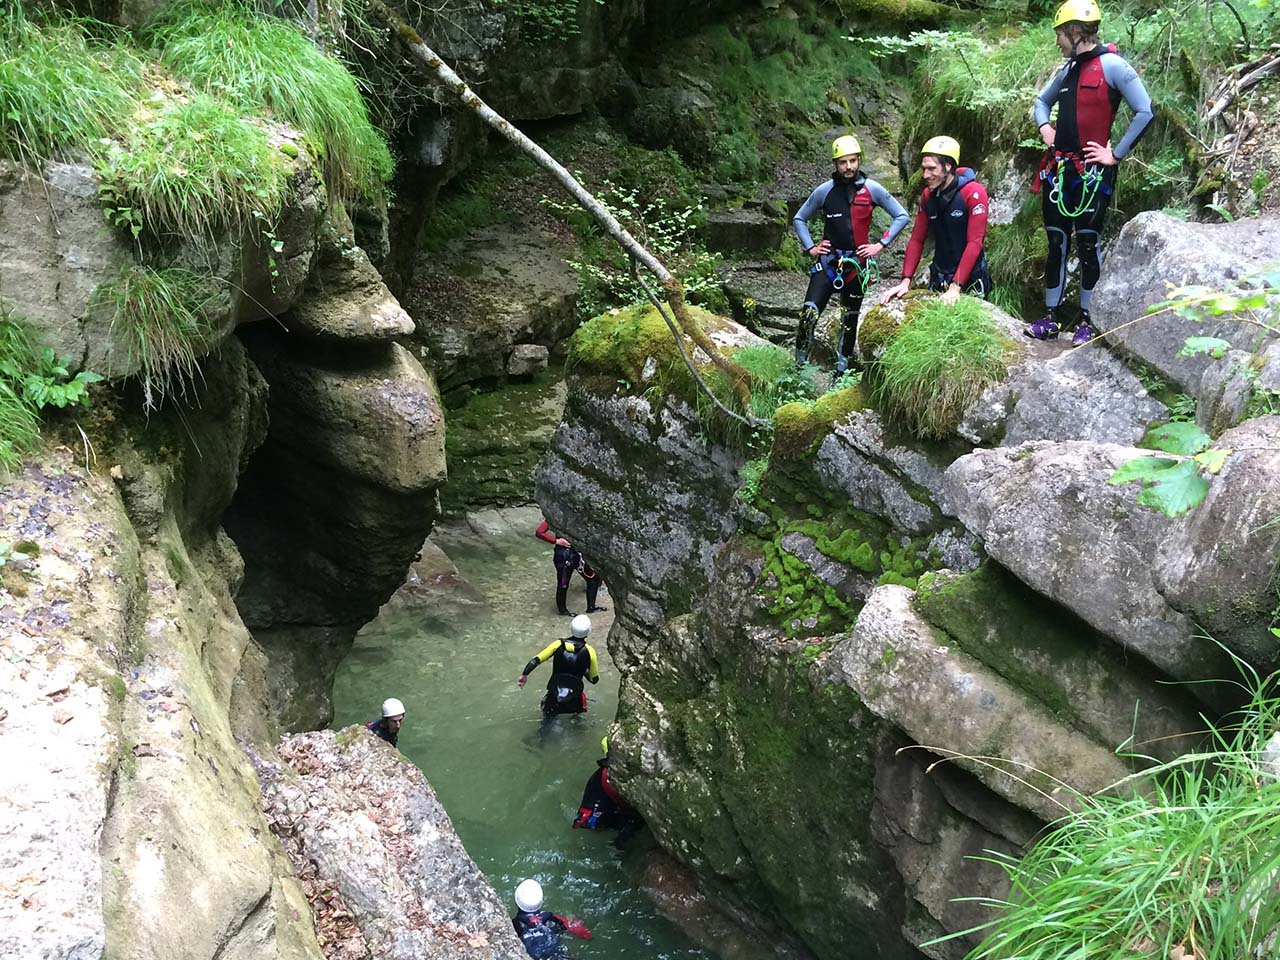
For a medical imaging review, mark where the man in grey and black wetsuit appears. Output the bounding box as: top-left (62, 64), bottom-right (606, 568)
top-left (1026, 0), bottom-right (1153, 345)
top-left (792, 135), bottom-right (910, 372)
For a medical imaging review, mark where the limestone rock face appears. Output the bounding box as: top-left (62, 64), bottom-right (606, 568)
top-left (405, 223), bottom-right (577, 401)
top-left (1153, 416), bottom-right (1280, 669)
top-left (944, 441), bottom-right (1234, 685)
top-left (225, 327), bottom-right (447, 731)
top-left (0, 346), bottom-right (323, 960)
top-left (284, 235), bottom-right (415, 342)
top-left (0, 147), bottom-right (324, 381)
top-left (1091, 212), bottom-right (1280, 392)
top-left (257, 729), bottom-right (528, 960)
top-left (535, 390), bottom-right (745, 632)
top-left (958, 346), bottom-right (1167, 448)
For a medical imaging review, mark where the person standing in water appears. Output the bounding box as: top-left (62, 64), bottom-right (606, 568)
top-left (512, 878), bottom-right (591, 958)
top-left (517, 614), bottom-right (600, 717)
top-left (535, 519), bottom-right (606, 615)
top-left (366, 697), bottom-right (405, 748)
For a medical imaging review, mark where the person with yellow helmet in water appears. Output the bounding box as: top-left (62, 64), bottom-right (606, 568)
top-left (1025, 0), bottom-right (1153, 345)
top-left (881, 135), bottom-right (992, 307)
top-left (791, 134), bottom-right (910, 371)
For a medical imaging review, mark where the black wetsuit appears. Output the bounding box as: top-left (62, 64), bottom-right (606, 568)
top-left (553, 545), bottom-right (580, 616)
top-left (365, 718), bottom-right (398, 748)
top-left (573, 757), bottom-right (637, 831)
top-left (523, 638), bottom-right (600, 716)
top-left (513, 910), bottom-right (569, 959)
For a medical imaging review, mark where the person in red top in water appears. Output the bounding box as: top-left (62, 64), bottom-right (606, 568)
top-left (535, 519), bottom-right (605, 616)
top-left (1025, 0), bottom-right (1153, 345)
top-left (881, 135), bottom-right (991, 307)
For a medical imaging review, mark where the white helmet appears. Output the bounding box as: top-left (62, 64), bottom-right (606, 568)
top-left (570, 614), bottom-right (591, 639)
top-left (515, 878), bottom-right (543, 913)
top-left (381, 697), bottom-right (406, 718)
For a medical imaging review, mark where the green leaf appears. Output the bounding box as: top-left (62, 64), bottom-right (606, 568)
top-left (1110, 456), bottom-right (1209, 516)
top-left (1142, 421), bottom-right (1211, 455)
top-left (1179, 337), bottom-right (1232, 359)
top-left (1194, 447), bottom-right (1231, 474)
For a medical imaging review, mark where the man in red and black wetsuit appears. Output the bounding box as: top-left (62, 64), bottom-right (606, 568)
top-left (1025, 0), bottom-right (1153, 345)
top-left (881, 135), bottom-right (991, 307)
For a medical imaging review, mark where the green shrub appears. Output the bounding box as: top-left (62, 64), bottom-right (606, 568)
top-left (97, 93), bottom-right (287, 245)
top-left (147, 1), bottom-right (394, 201)
top-left (0, 11), bottom-right (142, 163)
top-left (91, 265), bottom-right (215, 410)
top-left (938, 669), bottom-right (1280, 960)
top-left (869, 296), bottom-right (1012, 439)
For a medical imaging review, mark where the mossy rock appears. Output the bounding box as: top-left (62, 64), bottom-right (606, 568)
top-left (568, 302), bottom-right (739, 400)
top-left (856, 288), bottom-right (931, 362)
top-left (772, 385), bottom-right (870, 461)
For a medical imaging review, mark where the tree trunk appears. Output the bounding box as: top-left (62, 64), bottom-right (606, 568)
top-left (366, 0), bottom-right (755, 415)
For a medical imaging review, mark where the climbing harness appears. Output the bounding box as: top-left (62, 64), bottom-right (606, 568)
top-left (1042, 156), bottom-right (1111, 218)
top-left (818, 251), bottom-right (879, 295)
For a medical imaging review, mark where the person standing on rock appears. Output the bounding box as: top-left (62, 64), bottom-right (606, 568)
top-left (512, 878), bottom-right (591, 958)
top-left (1024, 0), bottom-right (1154, 345)
top-left (792, 134), bottom-right (911, 372)
top-left (880, 136), bottom-right (992, 307)
top-left (517, 614), bottom-right (600, 717)
top-left (366, 698), bottom-right (405, 748)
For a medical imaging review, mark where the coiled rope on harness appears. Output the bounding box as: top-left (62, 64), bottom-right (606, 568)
top-left (823, 252), bottom-right (879, 295)
top-left (1045, 157), bottom-right (1108, 219)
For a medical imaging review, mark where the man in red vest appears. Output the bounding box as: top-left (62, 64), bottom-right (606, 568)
top-left (1025, 0), bottom-right (1153, 345)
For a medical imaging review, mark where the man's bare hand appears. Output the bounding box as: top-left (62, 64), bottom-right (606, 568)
top-left (880, 278), bottom-right (910, 304)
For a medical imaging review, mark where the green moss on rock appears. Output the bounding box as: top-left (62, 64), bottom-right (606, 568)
top-left (772, 385), bottom-right (869, 460)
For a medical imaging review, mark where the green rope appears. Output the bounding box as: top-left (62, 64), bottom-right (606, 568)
top-left (1051, 158), bottom-right (1104, 219)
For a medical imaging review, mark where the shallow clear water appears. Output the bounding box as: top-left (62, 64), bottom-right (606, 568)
top-left (332, 517), bottom-right (717, 960)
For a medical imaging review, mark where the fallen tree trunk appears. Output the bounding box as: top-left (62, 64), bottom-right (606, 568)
top-left (367, 0), bottom-right (758, 422)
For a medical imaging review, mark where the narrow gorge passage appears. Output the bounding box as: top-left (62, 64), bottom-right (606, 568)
top-left (332, 510), bottom-right (770, 960)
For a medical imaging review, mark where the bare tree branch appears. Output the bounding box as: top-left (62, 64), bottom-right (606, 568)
top-left (367, 0), bottom-right (759, 419)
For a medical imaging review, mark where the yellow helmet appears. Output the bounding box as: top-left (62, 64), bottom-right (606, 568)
top-left (601, 736), bottom-right (610, 754)
top-left (920, 135), bottom-right (960, 165)
top-left (831, 135), bottom-right (862, 160)
top-left (1054, 0), bottom-right (1102, 27)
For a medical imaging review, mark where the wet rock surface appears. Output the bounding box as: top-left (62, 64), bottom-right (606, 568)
top-left (257, 729), bottom-right (528, 960)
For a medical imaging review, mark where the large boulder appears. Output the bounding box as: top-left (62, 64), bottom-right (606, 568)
top-left (1153, 416), bottom-right (1280, 668)
top-left (959, 346), bottom-right (1167, 448)
top-left (283, 232), bottom-right (414, 342)
top-left (257, 729), bottom-right (528, 960)
top-left (225, 327), bottom-right (447, 730)
top-left (0, 145), bottom-right (325, 381)
top-left (831, 584), bottom-right (1131, 821)
top-left (1091, 212), bottom-right (1280, 392)
top-left (944, 441), bottom-right (1236, 687)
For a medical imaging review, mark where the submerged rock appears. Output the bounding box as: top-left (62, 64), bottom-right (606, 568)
top-left (258, 728), bottom-right (528, 960)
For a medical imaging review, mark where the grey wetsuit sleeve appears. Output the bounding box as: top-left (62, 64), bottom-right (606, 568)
top-left (1101, 53), bottom-right (1154, 160)
top-left (865, 179), bottom-right (909, 247)
top-left (793, 181), bottom-right (831, 250)
top-left (1034, 64), bottom-right (1067, 127)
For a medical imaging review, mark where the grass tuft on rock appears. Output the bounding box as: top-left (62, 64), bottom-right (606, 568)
top-left (869, 296), bottom-right (1011, 439)
top-left (147, 1), bottom-right (394, 202)
top-left (98, 93), bottom-right (287, 245)
top-left (706, 343), bottom-right (818, 422)
top-left (943, 674), bottom-right (1280, 960)
top-left (91, 265), bottom-right (215, 411)
top-left (0, 11), bottom-right (142, 164)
